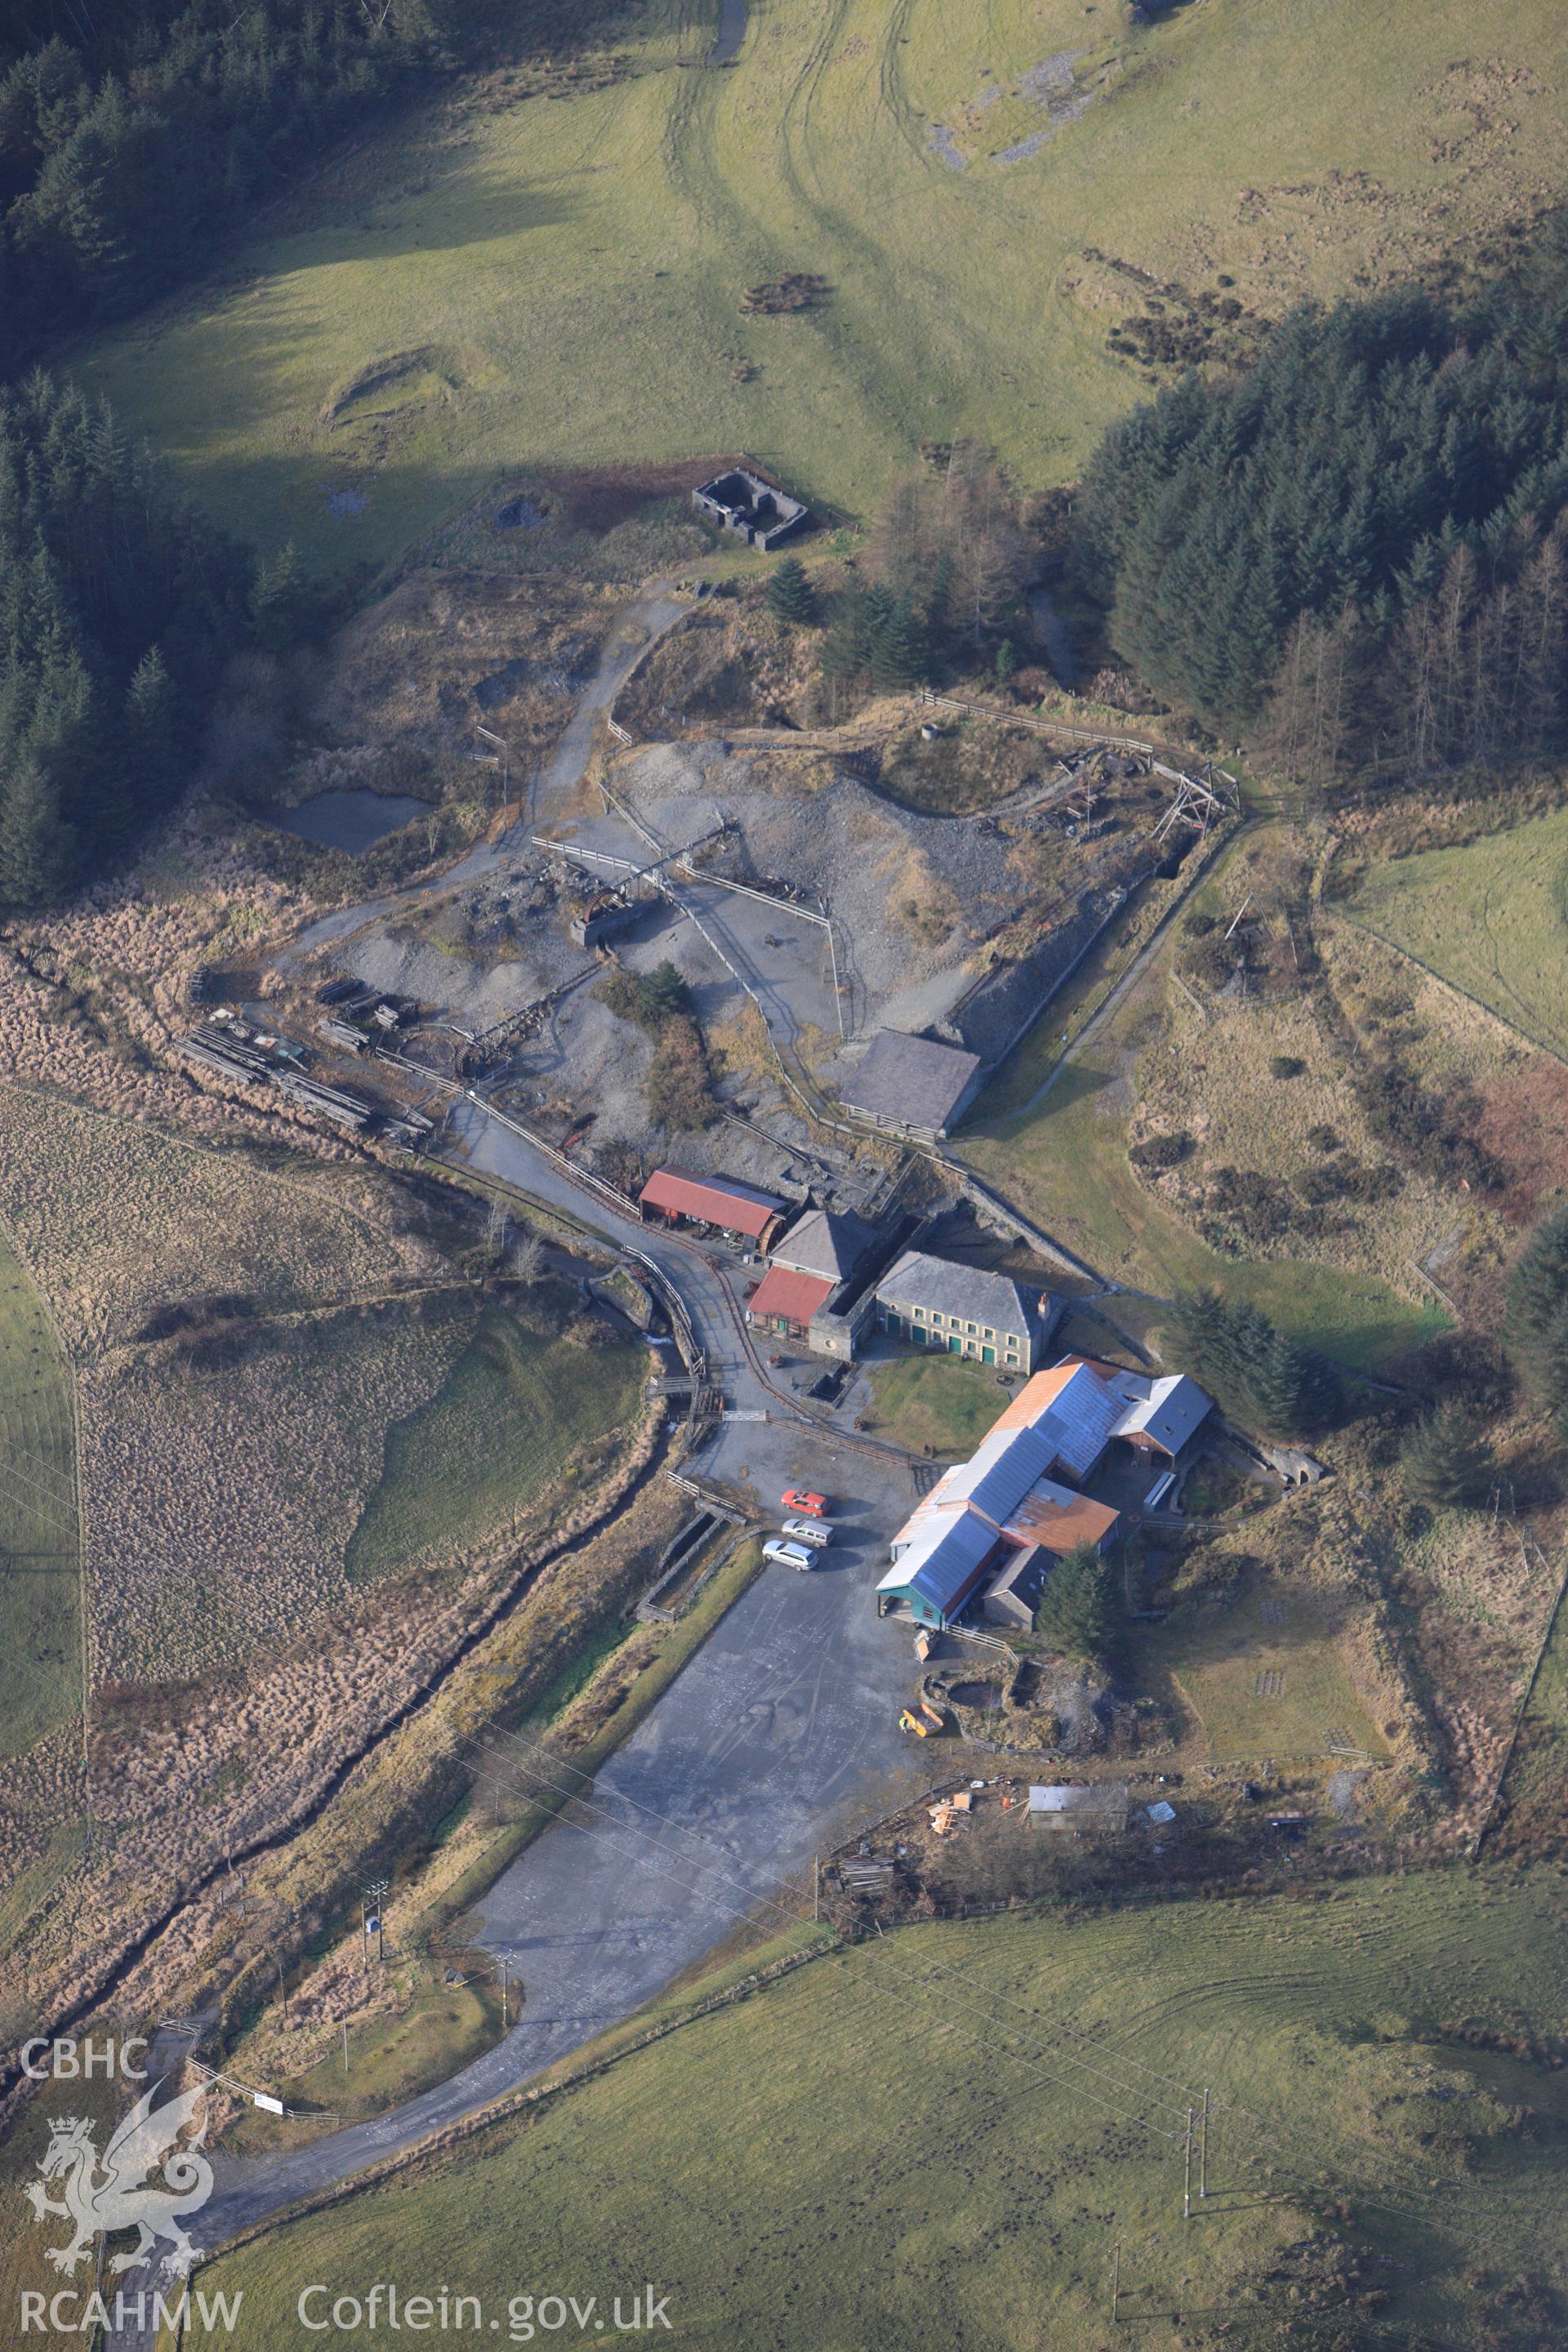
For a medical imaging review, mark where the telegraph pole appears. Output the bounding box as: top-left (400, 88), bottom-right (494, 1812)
top-left (363, 1878), bottom-right (390, 1971)
top-left (1183, 2108), bottom-right (1193, 2221)
top-left (1111, 2237), bottom-right (1121, 2326)
top-left (1200, 2087), bottom-right (1209, 2200)
top-left (813, 1855), bottom-right (820, 1922)
top-left (342, 2021), bottom-right (350, 2075)
top-left (476, 724), bottom-right (510, 819)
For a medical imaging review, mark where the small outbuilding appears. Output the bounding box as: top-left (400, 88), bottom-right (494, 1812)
top-left (1027, 1783), bottom-right (1129, 1833)
top-left (840, 1030), bottom-right (983, 1143)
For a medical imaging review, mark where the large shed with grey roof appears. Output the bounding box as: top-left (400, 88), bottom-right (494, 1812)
top-left (841, 1030), bottom-right (982, 1143)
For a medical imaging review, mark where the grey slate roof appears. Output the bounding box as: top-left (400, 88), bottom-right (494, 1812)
top-left (876, 1249), bottom-right (1039, 1339)
top-left (770, 1207), bottom-right (878, 1285)
top-left (875, 1510), bottom-right (997, 1619)
top-left (1111, 1373), bottom-right (1213, 1455)
top-left (842, 1030), bottom-right (982, 1134)
top-left (1028, 1783), bottom-right (1130, 1820)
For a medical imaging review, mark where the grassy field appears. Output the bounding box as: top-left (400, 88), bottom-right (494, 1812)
top-left (1343, 804), bottom-right (1568, 1062)
top-left (196, 1867), bottom-right (1568, 2351)
top-left (345, 1299), bottom-right (647, 1581)
top-left (859, 1347), bottom-right (1007, 1457)
top-left (1133, 1588), bottom-right (1388, 1762)
top-left (68, 0), bottom-right (1568, 582)
top-left (0, 1223), bottom-right (78, 1757)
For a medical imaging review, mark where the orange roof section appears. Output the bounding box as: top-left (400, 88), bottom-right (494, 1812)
top-left (991, 1361), bottom-right (1089, 1432)
top-left (1003, 1487), bottom-right (1120, 1556)
top-left (745, 1264), bottom-right (835, 1325)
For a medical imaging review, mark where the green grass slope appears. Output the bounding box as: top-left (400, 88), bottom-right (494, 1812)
top-left (203, 1869), bottom-right (1568, 2350)
top-left (345, 1300), bottom-right (646, 1580)
top-left (1344, 804), bottom-right (1568, 1062)
top-left (71, 0), bottom-right (1568, 581)
top-left (0, 1223), bottom-right (78, 1756)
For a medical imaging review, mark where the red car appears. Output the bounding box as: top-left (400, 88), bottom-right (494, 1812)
top-left (781, 1488), bottom-right (827, 1517)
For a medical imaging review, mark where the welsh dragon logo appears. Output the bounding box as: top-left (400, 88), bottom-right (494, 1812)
top-left (24, 2076), bottom-right (213, 2279)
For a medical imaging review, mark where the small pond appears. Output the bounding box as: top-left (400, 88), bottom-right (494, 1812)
top-left (948, 1680), bottom-right (1004, 1711)
top-left (495, 495), bottom-right (547, 532)
top-left (710, 0), bottom-right (747, 63)
top-left (266, 788), bottom-right (430, 853)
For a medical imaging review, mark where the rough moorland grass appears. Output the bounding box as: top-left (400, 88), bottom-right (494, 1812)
top-left (959, 883), bottom-right (1449, 1372)
top-left (70, 0), bottom-right (1568, 581)
top-left (198, 1868), bottom-right (1568, 2352)
top-left (1343, 803), bottom-right (1568, 1062)
top-left (0, 1085), bottom-right (396, 1359)
top-left (860, 1348), bottom-right (1009, 1457)
top-left (345, 1301), bottom-right (646, 1583)
top-left (0, 1223), bottom-right (78, 1755)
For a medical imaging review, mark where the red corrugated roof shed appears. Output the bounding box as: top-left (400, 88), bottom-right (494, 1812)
top-left (639, 1166), bottom-right (786, 1237)
top-left (746, 1264), bottom-right (835, 1327)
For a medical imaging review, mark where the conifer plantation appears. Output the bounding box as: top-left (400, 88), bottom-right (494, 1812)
top-left (0, 373), bottom-right (256, 905)
top-left (1075, 224), bottom-right (1568, 785)
top-left (0, 0), bottom-right (461, 352)
top-left (1165, 1289), bottom-right (1343, 1438)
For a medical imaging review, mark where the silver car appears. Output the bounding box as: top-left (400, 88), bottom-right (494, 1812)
top-left (763, 1539), bottom-right (816, 1572)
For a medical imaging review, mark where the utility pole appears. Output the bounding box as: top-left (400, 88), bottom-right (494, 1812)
top-left (363, 1878), bottom-right (390, 1971)
top-left (276, 1955), bottom-right (288, 2024)
top-left (342, 2021), bottom-right (350, 2075)
top-left (1111, 2237), bottom-right (1121, 2326)
top-left (499, 1956), bottom-right (510, 2026)
top-left (813, 1855), bottom-right (820, 1922)
top-left (1183, 2108), bottom-right (1193, 2221)
top-left (476, 724), bottom-right (510, 819)
top-left (1200, 2087), bottom-right (1209, 2200)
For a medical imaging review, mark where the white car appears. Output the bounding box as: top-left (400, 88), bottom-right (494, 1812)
top-left (763, 1539), bottom-right (817, 1572)
top-left (781, 1517), bottom-right (832, 1549)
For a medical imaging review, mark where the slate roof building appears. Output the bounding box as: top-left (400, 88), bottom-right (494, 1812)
top-left (769, 1208), bottom-right (879, 1286)
top-left (874, 1353), bottom-right (1212, 1632)
top-left (744, 1204), bottom-right (884, 1356)
top-left (1099, 1369), bottom-right (1214, 1459)
top-left (841, 1030), bottom-right (982, 1143)
top-left (744, 1263), bottom-right (836, 1340)
top-left (639, 1168), bottom-right (788, 1248)
top-left (874, 1249), bottom-right (1054, 1374)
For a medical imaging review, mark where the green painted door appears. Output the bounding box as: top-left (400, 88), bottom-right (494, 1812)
top-left (982, 1346), bottom-right (996, 1365)
top-left (949, 1335), bottom-right (962, 1355)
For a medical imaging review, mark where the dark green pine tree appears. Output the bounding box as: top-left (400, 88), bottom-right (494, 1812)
top-left (250, 542), bottom-right (313, 654)
top-left (1400, 1399), bottom-right (1496, 1509)
top-left (122, 643), bottom-right (180, 807)
top-left (765, 555), bottom-right (817, 626)
top-left (0, 755), bottom-right (77, 906)
top-left (1165, 1288), bottom-right (1227, 1383)
top-left (868, 595), bottom-right (927, 689)
top-left (1505, 1202), bottom-right (1568, 1426)
top-left (1034, 1541), bottom-right (1122, 1665)
top-left (820, 588), bottom-right (875, 683)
